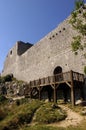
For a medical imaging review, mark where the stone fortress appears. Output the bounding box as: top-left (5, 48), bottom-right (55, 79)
top-left (2, 7), bottom-right (86, 83)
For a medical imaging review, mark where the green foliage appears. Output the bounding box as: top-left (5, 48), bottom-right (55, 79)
top-left (0, 76), bottom-right (5, 83)
top-left (70, 1), bottom-right (86, 74)
top-left (0, 74), bottom-right (13, 83)
top-left (3, 74), bottom-right (13, 82)
top-left (70, 13), bottom-right (86, 36)
top-left (0, 99), bottom-right (42, 130)
top-left (74, 0), bottom-right (84, 10)
top-left (69, 12), bottom-right (78, 26)
top-left (0, 99), bottom-right (86, 130)
top-left (72, 11), bottom-right (78, 19)
top-left (71, 36), bottom-right (82, 52)
top-left (22, 125), bottom-right (64, 130)
top-left (84, 66), bottom-right (86, 74)
top-left (35, 103), bottom-right (67, 124)
top-left (83, 12), bottom-right (86, 18)
top-left (79, 24), bottom-right (86, 35)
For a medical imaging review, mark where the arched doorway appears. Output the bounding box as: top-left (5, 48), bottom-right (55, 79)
top-left (53, 66), bottom-right (62, 75)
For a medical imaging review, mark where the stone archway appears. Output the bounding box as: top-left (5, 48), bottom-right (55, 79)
top-left (53, 66), bottom-right (62, 75)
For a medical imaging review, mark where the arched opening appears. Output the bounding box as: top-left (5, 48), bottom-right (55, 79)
top-left (53, 66), bottom-right (62, 75)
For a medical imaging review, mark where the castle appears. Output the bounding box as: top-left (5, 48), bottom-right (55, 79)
top-left (1, 6), bottom-right (86, 105)
top-left (2, 7), bottom-right (86, 83)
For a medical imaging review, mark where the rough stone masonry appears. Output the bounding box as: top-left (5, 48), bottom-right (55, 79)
top-left (2, 8), bottom-right (86, 83)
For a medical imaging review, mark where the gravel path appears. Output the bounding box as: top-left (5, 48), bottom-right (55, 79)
top-left (48, 105), bottom-right (84, 127)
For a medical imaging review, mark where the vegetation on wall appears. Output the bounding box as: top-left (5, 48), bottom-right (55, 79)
top-left (69, 0), bottom-right (86, 73)
top-left (71, 35), bottom-right (82, 54)
top-left (0, 74), bottom-right (13, 83)
top-left (84, 66), bottom-right (86, 74)
top-left (74, 0), bottom-right (84, 10)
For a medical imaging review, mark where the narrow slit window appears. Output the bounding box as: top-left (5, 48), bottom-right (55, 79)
top-left (10, 50), bottom-right (12, 55)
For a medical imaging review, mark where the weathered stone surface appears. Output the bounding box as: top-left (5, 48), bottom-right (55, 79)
top-left (1, 9), bottom-right (86, 83)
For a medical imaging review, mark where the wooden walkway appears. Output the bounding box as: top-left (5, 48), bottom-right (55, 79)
top-left (25, 70), bottom-right (84, 107)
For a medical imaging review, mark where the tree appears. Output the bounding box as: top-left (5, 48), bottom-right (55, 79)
top-left (69, 0), bottom-right (86, 74)
top-left (74, 0), bottom-right (84, 10)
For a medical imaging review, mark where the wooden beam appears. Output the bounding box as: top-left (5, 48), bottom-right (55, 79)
top-left (65, 81), bottom-right (72, 88)
top-left (54, 86), bottom-right (57, 104)
top-left (51, 84), bottom-right (55, 89)
top-left (38, 87), bottom-right (41, 100)
top-left (70, 70), bottom-right (75, 107)
top-left (51, 84), bottom-right (57, 104)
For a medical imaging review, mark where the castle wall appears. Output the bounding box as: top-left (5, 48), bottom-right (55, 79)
top-left (2, 15), bottom-right (86, 82)
top-left (2, 43), bottom-right (17, 76)
top-left (2, 41), bottom-right (33, 78)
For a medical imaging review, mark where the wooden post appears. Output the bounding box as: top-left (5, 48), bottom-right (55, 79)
top-left (80, 82), bottom-right (85, 101)
top-left (54, 85), bottom-right (57, 104)
top-left (38, 87), bottom-right (41, 100)
top-left (30, 88), bottom-right (32, 99)
top-left (70, 70), bottom-right (75, 107)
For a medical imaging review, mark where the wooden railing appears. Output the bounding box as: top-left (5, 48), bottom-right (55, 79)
top-left (73, 72), bottom-right (84, 82)
top-left (29, 71), bottom-right (84, 88)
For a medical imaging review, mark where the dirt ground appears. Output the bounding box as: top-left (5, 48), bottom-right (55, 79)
top-left (48, 105), bottom-right (85, 127)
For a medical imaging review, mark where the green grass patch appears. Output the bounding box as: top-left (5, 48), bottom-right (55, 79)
top-left (21, 125), bottom-right (64, 130)
top-left (35, 103), bottom-right (67, 124)
top-left (0, 99), bottom-right (42, 130)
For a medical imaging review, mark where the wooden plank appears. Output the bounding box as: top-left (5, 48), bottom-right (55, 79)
top-left (65, 81), bottom-right (72, 88)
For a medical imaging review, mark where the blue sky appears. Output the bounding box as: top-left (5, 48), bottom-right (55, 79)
top-left (0, 0), bottom-right (86, 73)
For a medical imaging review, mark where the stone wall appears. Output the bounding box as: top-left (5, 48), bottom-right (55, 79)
top-left (2, 12), bottom-right (86, 83)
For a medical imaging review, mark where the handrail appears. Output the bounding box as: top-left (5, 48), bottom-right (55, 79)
top-left (29, 71), bottom-right (84, 88)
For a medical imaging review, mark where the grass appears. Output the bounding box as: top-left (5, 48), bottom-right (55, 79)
top-left (35, 103), bottom-right (67, 124)
top-left (0, 98), bottom-right (86, 130)
top-left (20, 121), bottom-right (86, 130)
top-left (0, 99), bottom-right (42, 130)
top-left (21, 125), bottom-right (64, 130)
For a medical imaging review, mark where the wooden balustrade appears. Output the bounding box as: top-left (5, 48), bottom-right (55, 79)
top-left (73, 72), bottom-right (84, 82)
top-left (29, 71), bottom-right (84, 88)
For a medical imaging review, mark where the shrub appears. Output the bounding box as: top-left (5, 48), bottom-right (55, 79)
top-left (74, 0), bottom-right (84, 10)
top-left (4, 74), bottom-right (13, 82)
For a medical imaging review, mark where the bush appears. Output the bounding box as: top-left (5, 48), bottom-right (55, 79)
top-left (74, 0), bottom-right (84, 10)
top-left (0, 74), bottom-right (13, 83)
top-left (4, 74), bottom-right (13, 82)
